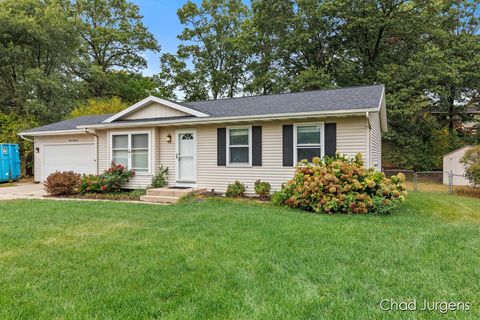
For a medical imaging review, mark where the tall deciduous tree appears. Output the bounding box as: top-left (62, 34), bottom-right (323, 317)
top-left (0, 0), bottom-right (80, 122)
top-left (71, 0), bottom-right (159, 98)
top-left (159, 0), bottom-right (249, 100)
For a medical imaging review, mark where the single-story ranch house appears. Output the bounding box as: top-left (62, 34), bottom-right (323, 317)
top-left (20, 85), bottom-right (387, 193)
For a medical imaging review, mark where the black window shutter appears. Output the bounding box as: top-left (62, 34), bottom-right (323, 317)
top-left (217, 128), bottom-right (226, 166)
top-left (252, 126), bottom-right (262, 166)
top-left (283, 125), bottom-right (294, 166)
top-left (324, 123), bottom-right (337, 157)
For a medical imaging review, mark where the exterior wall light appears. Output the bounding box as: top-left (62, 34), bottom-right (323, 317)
top-left (166, 134), bottom-right (172, 143)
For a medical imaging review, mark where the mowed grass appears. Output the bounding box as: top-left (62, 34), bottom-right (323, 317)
top-left (0, 194), bottom-right (479, 319)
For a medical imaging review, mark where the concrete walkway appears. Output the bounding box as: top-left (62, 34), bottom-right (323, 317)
top-left (0, 182), bottom-right (165, 205)
top-left (0, 182), bottom-right (46, 200)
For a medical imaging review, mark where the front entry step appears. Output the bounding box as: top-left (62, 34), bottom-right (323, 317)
top-left (140, 187), bottom-right (206, 204)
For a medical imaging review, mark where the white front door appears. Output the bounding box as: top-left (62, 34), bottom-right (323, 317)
top-left (176, 129), bottom-right (196, 186)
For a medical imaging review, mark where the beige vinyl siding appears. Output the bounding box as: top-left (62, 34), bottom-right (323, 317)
top-left (123, 102), bottom-right (188, 120)
top-left (97, 127), bottom-right (156, 188)
top-left (36, 115), bottom-right (369, 191)
top-left (97, 130), bottom-right (108, 173)
top-left (369, 112), bottom-right (382, 170)
top-left (155, 116), bottom-right (368, 194)
top-left (158, 127), bottom-right (177, 187)
top-left (33, 134), bottom-right (96, 182)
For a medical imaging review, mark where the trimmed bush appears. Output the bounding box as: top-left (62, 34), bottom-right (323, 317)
top-left (151, 165), bottom-right (169, 188)
top-left (226, 180), bottom-right (246, 198)
top-left (272, 154), bottom-right (407, 214)
top-left (254, 180), bottom-right (271, 200)
top-left (79, 163), bottom-right (135, 194)
top-left (44, 171), bottom-right (81, 196)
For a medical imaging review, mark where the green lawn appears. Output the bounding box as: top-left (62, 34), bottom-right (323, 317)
top-left (0, 194), bottom-right (479, 319)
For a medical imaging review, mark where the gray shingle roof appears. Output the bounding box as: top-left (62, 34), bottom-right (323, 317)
top-left (183, 85), bottom-right (384, 117)
top-left (23, 114), bottom-right (113, 133)
top-left (23, 85), bottom-right (384, 133)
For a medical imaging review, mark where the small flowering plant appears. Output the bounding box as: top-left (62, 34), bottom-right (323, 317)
top-left (79, 163), bottom-right (135, 194)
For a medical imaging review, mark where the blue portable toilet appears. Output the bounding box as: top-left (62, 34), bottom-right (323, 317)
top-left (0, 144), bottom-right (21, 182)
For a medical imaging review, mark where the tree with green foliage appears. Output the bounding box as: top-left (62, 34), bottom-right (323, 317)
top-left (69, 96), bottom-right (127, 118)
top-left (157, 53), bottom-right (209, 102)
top-left (461, 146), bottom-right (480, 188)
top-left (158, 0), bottom-right (249, 100)
top-left (70, 0), bottom-right (159, 98)
top-left (0, 0), bottom-right (80, 123)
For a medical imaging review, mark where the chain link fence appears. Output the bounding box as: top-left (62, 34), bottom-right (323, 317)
top-left (383, 169), bottom-right (478, 196)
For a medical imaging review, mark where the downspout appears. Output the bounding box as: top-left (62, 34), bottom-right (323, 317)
top-left (84, 128), bottom-right (99, 174)
top-left (18, 134), bottom-right (35, 180)
top-left (365, 112), bottom-right (371, 168)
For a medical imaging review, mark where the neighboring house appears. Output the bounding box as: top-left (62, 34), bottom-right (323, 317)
top-left (443, 146), bottom-right (472, 186)
top-left (19, 85), bottom-right (387, 193)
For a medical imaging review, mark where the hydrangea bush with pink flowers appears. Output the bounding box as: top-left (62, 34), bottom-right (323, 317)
top-left (272, 154), bottom-right (407, 214)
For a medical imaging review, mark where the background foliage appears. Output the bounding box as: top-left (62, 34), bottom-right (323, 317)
top-left (0, 0), bottom-right (478, 172)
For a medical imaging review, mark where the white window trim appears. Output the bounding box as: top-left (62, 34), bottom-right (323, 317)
top-left (226, 125), bottom-right (252, 167)
top-left (293, 122), bottom-right (325, 165)
top-left (109, 130), bottom-right (152, 175)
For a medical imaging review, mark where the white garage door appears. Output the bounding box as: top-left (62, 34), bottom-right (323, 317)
top-left (42, 143), bottom-right (96, 181)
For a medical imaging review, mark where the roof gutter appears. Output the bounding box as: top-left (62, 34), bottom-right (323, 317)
top-left (17, 129), bottom-right (88, 137)
top-left (19, 134), bottom-right (34, 142)
top-left (78, 108), bottom-right (378, 130)
top-left (83, 128), bottom-right (97, 137)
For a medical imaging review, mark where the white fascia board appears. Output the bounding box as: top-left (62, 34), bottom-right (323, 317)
top-left (18, 129), bottom-right (87, 137)
top-left (102, 96), bottom-right (209, 123)
top-left (78, 108), bottom-right (377, 130)
top-left (378, 86), bottom-right (388, 132)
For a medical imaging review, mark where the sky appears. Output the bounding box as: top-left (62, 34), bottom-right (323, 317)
top-left (132, 0), bottom-right (199, 76)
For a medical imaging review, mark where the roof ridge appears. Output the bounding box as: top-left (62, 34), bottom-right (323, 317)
top-left (184, 84), bottom-right (385, 104)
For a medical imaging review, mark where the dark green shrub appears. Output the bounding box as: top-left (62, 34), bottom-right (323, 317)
top-left (273, 154), bottom-right (407, 214)
top-left (151, 165), bottom-right (169, 188)
top-left (226, 180), bottom-right (246, 198)
top-left (44, 171), bottom-right (81, 196)
top-left (79, 174), bottom-right (107, 193)
top-left (254, 180), bottom-right (271, 200)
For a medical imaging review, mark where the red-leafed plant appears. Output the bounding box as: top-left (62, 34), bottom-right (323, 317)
top-left (79, 163), bottom-right (135, 194)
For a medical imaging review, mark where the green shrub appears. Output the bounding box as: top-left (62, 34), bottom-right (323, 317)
top-left (226, 180), bottom-right (246, 198)
top-left (273, 154), bottom-right (407, 214)
top-left (460, 146), bottom-right (480, 187)
top-left (150, 165), bottom-right (169, 188)
top-left (79, 163), bottom-right (135, 194)
top-left (44, 171), bottom-right (81, 196)
top-left (254, 180), bottom-right (271, 200)
top-left (79, 174), bottom-right (108, 193)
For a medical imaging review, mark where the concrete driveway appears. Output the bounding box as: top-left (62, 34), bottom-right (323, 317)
top-left (0, 183), bottom-right (46, 200)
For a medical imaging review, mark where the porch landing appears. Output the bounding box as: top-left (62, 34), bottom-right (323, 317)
top-left (140, 187), bottom-right (206, 204)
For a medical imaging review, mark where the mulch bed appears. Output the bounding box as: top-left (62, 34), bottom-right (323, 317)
top-left (46, 190), bottom-right (146, 201)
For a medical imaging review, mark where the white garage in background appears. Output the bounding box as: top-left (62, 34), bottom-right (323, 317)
top-left (443, 145), bottom-right (472, 186)
top-left (41, 142), bottom-right (97, 181)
